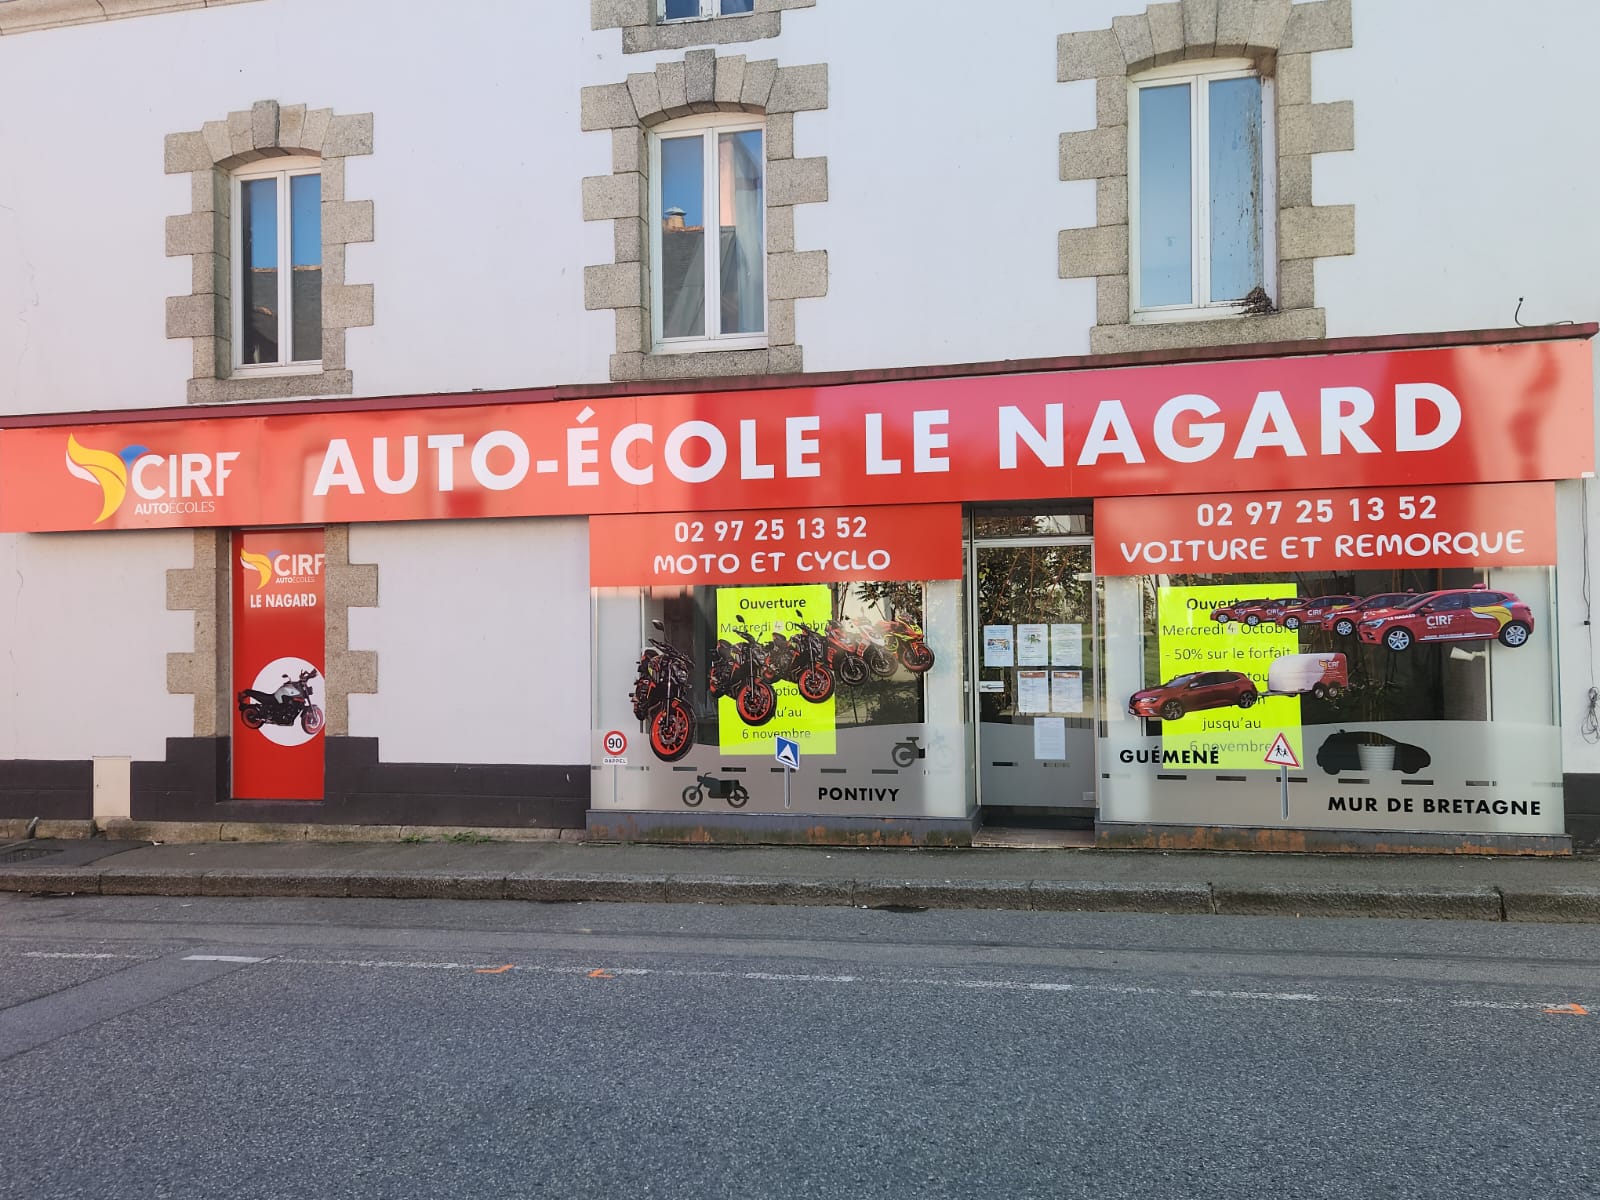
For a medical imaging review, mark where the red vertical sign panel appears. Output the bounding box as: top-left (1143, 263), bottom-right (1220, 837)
top-left (231, 529), bottom-right (326, 800)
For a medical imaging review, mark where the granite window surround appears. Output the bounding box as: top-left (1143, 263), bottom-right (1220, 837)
top-left (581, 50), bottom-right (829, 382)
top-left (0, 0), bottom-right (260, 35)
top-left (592, 0), bottom-right (814, 54)
top-left (1058, 0), bottom-right (1355, 355)
top-left (164, 100), bottom-right (374, 404)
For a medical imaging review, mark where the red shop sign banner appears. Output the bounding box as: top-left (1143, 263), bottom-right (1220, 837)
top-left (590, 503), bottom-right (964, 587)
top-left (0, 339), bottom-right (1591, 534)
top-left (1094, 481), bottom-right (1558, 576)
top-left (231, 529), bottom-right (326, 800)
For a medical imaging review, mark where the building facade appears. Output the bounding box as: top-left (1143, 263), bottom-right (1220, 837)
top-left (0, 0), bottom-right (1596, 851)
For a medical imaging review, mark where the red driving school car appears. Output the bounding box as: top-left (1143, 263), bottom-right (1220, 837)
top-left (1355, 587), bottom-right (1534, 652)
top-left (1210, 598), bottom-right (1295, 626)
top-left (1321, 592), bottom-right (1419, 637)
top-left (1275, 595), bottom-right (1360, 630)
top-left (1128, 671), bottom-right (1258, 722)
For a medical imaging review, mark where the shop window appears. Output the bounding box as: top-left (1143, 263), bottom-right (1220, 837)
top-left (1129, 61), bottom-right (1275, 320)
top-left (232, 157), bottom-right (323, 371)
top-left (592, 549), bottom-right (966, 819)
top-left (660, 0), bottom-right (755, 19)
top-left (650, 115), bottom-right (766, 352)
top-left (1100, 568), bottom-right (1561, 839)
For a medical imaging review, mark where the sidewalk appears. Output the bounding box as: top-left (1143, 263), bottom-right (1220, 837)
top-left (4, 834), bottom-right (1600, 922)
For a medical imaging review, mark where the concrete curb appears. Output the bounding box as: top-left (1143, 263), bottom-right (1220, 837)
top-left (1029, 880), bottom-right (1213, 914)
top-left (2, 866), bottom-right (1598, 921)
top-left (1211, 884), bottom-right (1505, 921)
top-left (1500, 886), bottom-right (1600, 922)
top-left (851, 879), bottom-right (1031, 910)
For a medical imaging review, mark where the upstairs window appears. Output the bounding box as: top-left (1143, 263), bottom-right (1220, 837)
top-left (1129, 61), bottom-right (1274, 320)
top-left (660, 0), bottom-right (755, 18)
top-left (232, 157), bottom-right (322, 369)
top-left (650, 115), bottom-right (766, 352)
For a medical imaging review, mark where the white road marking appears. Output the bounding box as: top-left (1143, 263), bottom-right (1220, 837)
top-left (22, 951), bottom-right (144, 960)
top-left (246, 955), bottom-right (1588, 1015)
top-left (15, 949), bottom-right (1577, 1015)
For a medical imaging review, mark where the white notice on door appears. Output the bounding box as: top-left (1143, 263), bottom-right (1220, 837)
top-left (1051, 623), bottom-right (1082, 666)
top-left (983, 625), bottom-right (1015, 668)
top-left (1017, 624), bottom-right (1049, 667)
top-left (1033, 716), bottom-right (1067, 760)
top-left (1051, 669), bottom-right (1084, 714)
top-left (1017, 669), bottom-right (1049, 714)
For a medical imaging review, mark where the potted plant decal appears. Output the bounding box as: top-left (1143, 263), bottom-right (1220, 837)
top-left (1352, 677), bottom-right (1398, 772)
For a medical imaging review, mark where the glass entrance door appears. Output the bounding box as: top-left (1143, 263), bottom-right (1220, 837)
top-left (971, 538), bottom-right (1097, 812)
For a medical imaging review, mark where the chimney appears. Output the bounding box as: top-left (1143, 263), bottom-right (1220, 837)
top-left (664, 206), bottom-right (686, 231)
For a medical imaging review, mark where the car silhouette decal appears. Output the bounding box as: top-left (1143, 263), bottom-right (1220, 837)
top-left (1315, 730), bottom-right (1432, 775)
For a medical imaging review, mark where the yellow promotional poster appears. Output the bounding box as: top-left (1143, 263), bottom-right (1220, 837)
top-left (716, 584), bottom-right (836, 755)
top-left (1154, 584), bottom-right (1302, 770)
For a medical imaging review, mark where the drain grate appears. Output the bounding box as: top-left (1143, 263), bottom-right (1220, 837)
top-left (0, 845), bottom-right (61, 864)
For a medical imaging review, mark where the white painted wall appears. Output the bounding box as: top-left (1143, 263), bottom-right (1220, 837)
top-left (346, 518), bottom-right (589, 765)
top-left (1318, 2), bottom-right (1600, 343)
top-left (767, 0), bottom-right (1132, 371)
top-left (0, 530), bottom-right (193, 760)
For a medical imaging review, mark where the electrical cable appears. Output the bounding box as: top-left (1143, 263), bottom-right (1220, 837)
top-left (1583, 477), bottom-right (1598, 742)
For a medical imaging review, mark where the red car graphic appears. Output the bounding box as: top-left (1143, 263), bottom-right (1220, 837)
top-left (1128, 671), bottom-right (1259, 721)
top-left (1356, 587), bottom-right (1534, 652)
top-left (1211, 598), bottom-right (1297, 626)
top-left (1275, 595), bottom-right (1361, 631)
top-left (1321, 592), bottom-right (1420, 638)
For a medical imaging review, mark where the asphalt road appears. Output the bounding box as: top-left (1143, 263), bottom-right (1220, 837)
top-left (1, 895), bottom-right (1596, 1200)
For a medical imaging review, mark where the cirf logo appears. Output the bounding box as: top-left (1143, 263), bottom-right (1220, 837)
top-left (239, 549), bottom-right (274, 589)
top-left (239, 549), bottom-right (325, 589)
top-left (64, 435), bottom-right (143, 524)
top-left (64, 435), bottom-right (240, 522)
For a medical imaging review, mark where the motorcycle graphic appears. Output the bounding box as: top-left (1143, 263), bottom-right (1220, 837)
top-left (890, 736), bottom-right (926, 768)
top-left (878, 615), bottom-right (935, 673)
top-left (764, 611), bottom-right (835, 703)
top-left (633, 619), bottom-right (696, 762)
top-left (238, 668), bottom-right (324, 735)
top-left (708, 614), bottom-right (777, 726)
top-left (841, 616), bottom-right (897, 679)
top-left (681, 773), bottom-right (750, 808)
top-left (822, 619), bottom-right (872, 686)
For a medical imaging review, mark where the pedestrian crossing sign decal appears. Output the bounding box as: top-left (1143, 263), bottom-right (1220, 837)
top-left (1263, 733), bottom-right (1299, 768)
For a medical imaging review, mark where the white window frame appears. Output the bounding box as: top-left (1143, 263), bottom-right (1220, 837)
top-left (231, 155), bottom-right (322, 374)
top-left (648, 112), bottom-right (768, 355)
top-left (658, 0), bottom-right (755, 20)
top-left (1128, 59), bottom-right (1277, 324)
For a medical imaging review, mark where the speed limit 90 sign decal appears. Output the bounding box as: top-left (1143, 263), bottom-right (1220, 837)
top-left (602, 730), bottom-right (628, 764)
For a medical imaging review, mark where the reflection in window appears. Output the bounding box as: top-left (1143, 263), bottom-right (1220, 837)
top-left (661, 0), bottom-right (754, 18)
top-left (235, 163), bottom-right (321, 368)
top-left (1207, 76), bottom-right (1262, 302)
top-left (1137, 84), bottom-right (1192, 308)
top-left (659, 136), bottom-right (705, 339)
top-left (1133, 68), bottom-right (1264, 314)
top-left (654, 118), bottom-right (765, 348)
